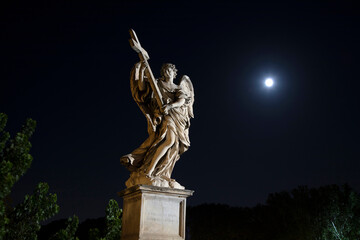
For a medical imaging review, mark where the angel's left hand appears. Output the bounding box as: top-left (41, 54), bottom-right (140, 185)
top-left (163, 104), bottom-right (173, 115)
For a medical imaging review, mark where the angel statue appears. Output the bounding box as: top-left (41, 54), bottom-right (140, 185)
top-left (120, 30), bottom-right (194, 189)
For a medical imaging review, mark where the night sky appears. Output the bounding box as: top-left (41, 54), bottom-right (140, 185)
top-left (1, 1), bottom-right (359, 221)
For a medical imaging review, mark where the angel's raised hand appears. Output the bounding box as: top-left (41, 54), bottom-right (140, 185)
top-left (140, 61), bottom-right (148, 71)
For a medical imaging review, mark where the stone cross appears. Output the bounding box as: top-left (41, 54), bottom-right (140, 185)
top-left (129, 29), bottom-right (164, 108)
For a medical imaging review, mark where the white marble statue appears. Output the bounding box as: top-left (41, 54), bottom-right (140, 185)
top-left (121, 30), bottom-right (194, 189)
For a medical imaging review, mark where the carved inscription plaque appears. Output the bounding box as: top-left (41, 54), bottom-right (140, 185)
top-left (119, 185), bottom-right (193, 240)
top-left (142, 194), bottom-right (181, 236)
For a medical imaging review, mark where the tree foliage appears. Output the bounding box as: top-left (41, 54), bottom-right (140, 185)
top-left (103, 199), bottom-right (122, 240)
top-left (187, 185), bottom-right (360, 240)
top-left (49, 215), bottom-right (79, 240)
top-left (45, 199), bottom-right (122, 240)
top-left (6, 183), bottom-right (59, 240)
top-left (0, 113), bottom-right (59, 239)
top-left (0, 113), bottom-right (123, 240)
top-left (87, 199), bottom-right (122, 240)
top-left (265, 184), bottom-right (360, 240)
top-left (321, 186), bottom-right (360, 240)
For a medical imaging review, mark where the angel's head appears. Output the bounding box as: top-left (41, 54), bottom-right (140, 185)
top-left (160, 63), bottom-right (178, 81)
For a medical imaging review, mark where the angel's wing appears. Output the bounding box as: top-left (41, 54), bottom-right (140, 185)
top-left (180, 75), bottom-right (195, 118)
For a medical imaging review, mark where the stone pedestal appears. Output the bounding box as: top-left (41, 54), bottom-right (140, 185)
top-left (118, 185), bottom-right (194, 240)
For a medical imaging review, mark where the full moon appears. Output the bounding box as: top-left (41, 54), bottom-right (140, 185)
top-left (265, 78), bottom-right (274, 87)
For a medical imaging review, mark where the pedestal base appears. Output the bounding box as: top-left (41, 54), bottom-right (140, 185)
top-left (118, 185), bottom-right (194, 240)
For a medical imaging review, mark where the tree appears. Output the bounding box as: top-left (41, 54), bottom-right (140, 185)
top-left (6, 183), bottom-right (59, 240)
top-left (0, 113), bottom-right (59, 239)
top-left (46, 199), bottom-right (122, 240)
top-left (103, 199), bottom-right (122, 240)
top-left (87, 199), bottom-right (122, 240)
top-left (49, 215), bottom-right (79, 240)
top-left (321, 185), bottom-right (360, 240)
top-left (186, 185), bottom-right (360, 240)
top-left (0, 113), bottom-right (123, 240)
top-left (264, 184), bottom-right (360, 240)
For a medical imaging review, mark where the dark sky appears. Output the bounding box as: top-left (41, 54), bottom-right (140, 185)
top-left (1, 0), bottom-right (359, 221)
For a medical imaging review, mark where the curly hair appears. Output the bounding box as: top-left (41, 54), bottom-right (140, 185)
top-left (160, 63), bottom-right (178, 79)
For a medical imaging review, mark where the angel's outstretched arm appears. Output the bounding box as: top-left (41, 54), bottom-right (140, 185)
top-left (170, 98), bottom-right (186, 108)
top-left (163, 98), bottom-right (185, 115)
